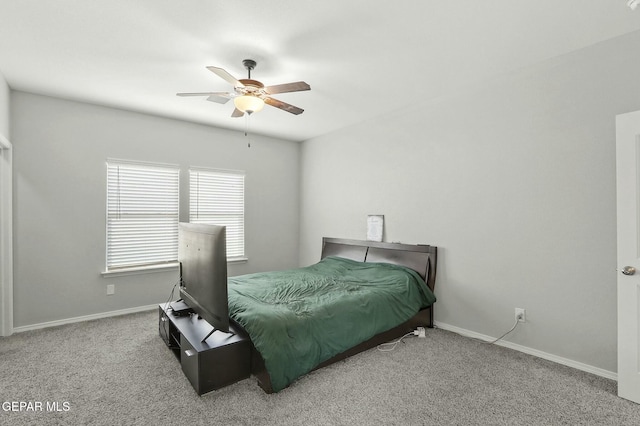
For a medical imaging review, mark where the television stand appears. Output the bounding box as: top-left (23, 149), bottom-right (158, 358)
top-left (159, 304), bottom-right (251, 395)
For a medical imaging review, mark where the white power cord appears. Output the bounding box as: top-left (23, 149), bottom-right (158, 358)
top-left (377, 327), bottom-right (427, 352)
top-left (378, 317), bottom-right (520, 351)
top-left (486, 313), bottom-right (523, 345)
top-left (377, 332), bottom-right (415, 352)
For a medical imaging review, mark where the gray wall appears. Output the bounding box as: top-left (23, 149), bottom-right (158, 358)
top-left (299, 30), bottom-right (640, 373)
top-left (11, 92), bottom-right (300, 328)
top-left (0, 71), bottom-right (8, 136)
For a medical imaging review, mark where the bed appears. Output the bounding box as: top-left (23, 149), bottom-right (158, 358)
top-left (228, 237), bottom-right (438, 393)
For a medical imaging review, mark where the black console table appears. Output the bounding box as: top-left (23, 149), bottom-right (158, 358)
top-left (158, 304), bottom-right (251, 395)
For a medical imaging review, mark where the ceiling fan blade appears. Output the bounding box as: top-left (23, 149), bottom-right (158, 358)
top-left (177, 92), bottom-right (223, 96)
top-left (264, 97), bottom-right (304, 115)
top-left (206, 94), bottom-right (232, 104)
top-left (264, 81), bottom-right (311, 95)
top-left (207, 66), bottom-right (244, 87)
top-left (231, 108), bottom-right (245, 118)
top-left (177, 92), bottom-right (233, 104)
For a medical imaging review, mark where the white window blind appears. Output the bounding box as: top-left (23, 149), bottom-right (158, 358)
top-left (106, 161), bottom-right (180, 270)
top-left (189, 168), bottom-right (245, 259)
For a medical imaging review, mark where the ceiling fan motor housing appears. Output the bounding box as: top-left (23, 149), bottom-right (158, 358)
top-left (238, 79), bottom-right (264, 89)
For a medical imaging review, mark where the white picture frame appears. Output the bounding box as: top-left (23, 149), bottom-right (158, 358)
top-left (367, 215), bottom-right (384, 242)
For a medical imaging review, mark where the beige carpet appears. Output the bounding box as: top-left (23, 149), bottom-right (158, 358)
top-left (1, 310), bottom-right (639, 425)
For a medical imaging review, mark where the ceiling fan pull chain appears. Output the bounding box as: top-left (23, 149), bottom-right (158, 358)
top-left (245, 114), bottom-right (251, 148)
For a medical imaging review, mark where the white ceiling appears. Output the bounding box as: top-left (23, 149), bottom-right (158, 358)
top-left (0, 1), bottom-right (639, 142)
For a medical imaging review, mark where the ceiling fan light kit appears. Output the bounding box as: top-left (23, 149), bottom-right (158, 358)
top-left (177, 59), bottom-right (310, 118)
top-left (234, 95), bottom-right (264, 114)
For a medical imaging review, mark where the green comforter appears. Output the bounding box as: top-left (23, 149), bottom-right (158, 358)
top-left (227, 256), bottom-right (436, 392)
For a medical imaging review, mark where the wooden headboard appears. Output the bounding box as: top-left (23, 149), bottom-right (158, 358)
top-left (320, 237), bottom-right (437, 292)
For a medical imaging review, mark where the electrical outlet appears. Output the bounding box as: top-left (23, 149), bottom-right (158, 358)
top-left (106, 284), bottom-right (115, 295)
top-left (515, 308), bottom-right (526, 323)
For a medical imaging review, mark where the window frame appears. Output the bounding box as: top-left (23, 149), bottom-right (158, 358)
top-left (189, 167), bottom-right (246, 261)
top-left (103, 159), bottom-right (181, 275)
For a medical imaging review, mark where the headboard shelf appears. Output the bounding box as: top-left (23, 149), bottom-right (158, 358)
top-left (320, 237), bottom-right (437, 292)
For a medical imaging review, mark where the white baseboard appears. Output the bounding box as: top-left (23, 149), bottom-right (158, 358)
top-left (434, 321), bottom-right (617, 381)
top-left (11, 304), bottom-right (160, 334)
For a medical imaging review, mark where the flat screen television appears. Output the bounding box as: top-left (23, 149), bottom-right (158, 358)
top-left (178, 222), bottom-right (230, 341)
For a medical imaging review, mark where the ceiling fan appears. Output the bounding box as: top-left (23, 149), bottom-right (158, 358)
top-left (177, 59), bottom-right (310, 117)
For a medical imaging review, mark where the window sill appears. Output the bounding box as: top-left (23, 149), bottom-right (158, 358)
top-left (102, 257), bottom-right (248, 278)
top-left (102, 262), bottom-right (180, 278)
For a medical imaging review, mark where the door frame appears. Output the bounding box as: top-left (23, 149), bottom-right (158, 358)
top-left (0, 132), bottom-right (12, 336)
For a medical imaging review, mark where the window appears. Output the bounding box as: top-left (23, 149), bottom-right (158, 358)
top-left (106, 160), bottom-right (180, 271)
top-left (189, 168), bottom-right (245, 259)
